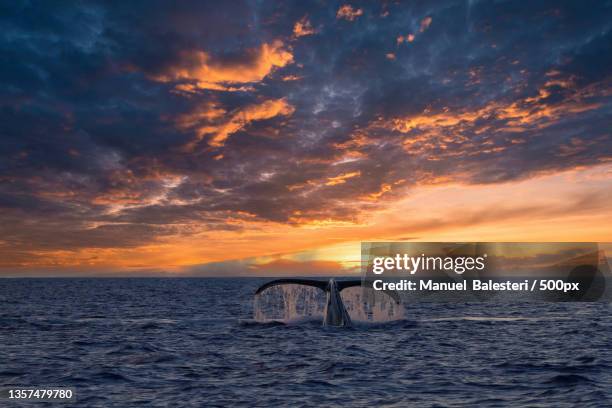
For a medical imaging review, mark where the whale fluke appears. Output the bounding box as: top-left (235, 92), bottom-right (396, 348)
top-left (254, 278), bottom-right (330, 295)
top-left (254, 278), bottom-right (401, 327)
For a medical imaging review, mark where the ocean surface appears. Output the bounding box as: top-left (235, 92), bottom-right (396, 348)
top-left (1, 278), bottom-right (612, 407)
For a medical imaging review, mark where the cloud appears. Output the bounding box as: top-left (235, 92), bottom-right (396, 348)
top-left (1, 1), bottom-right (611, 274)
top-left (396, 34), bottom-right (415, 45)
top-left (336, 5), bottom-right (363, 21)
top-left (325, 171), bottom-right (361, 186)
top-left (419, 16), bottom-right (432, 32)
top-left (358, 73), bottom-right (609, 176)
top-left (153, 40), bottom-right (293, 91)
top-left (179, 98), bottom-right (295, 149)
top-left (249, 259), bottom-right (351, 276)
top-left (179, 257), bottom-right (355, 277)
top-left (293, 16), bottom-right (316, 38)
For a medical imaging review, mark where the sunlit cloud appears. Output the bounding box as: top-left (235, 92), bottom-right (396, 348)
top-left (325, 171), bottom-right (361, 186)
top-left (419, 16), bottom-right (432, 32)
top-left (293, 16), bottom-right (316, 38)
top-left (336, 5), bottom-right (363, 21)
top-left (362, 76), bottom-right (608, 162)
top-left (1, 1), bottom-right (611, 275)
top-left (363, 183), bottom-right (392, 201)
top-left (397, 33), bottom-right (415, 45)
top-left (179, 98), bottom-right (295, 149)
top-left (153, 40), bottom-right (293, 91)
top-left (2, 163), bottom-right (612, 274)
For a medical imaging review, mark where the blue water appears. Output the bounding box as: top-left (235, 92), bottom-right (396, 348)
top-left (1, 278), bottom-right (612, 407)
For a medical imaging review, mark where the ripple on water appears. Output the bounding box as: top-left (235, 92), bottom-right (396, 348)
top-left (1, 279), bottom-right (612, 407)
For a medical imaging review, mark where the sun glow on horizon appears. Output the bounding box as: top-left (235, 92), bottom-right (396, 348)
top-left (4, 163), bottom-right (611, 276)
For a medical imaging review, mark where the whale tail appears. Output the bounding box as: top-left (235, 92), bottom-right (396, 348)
top-left (254, 278), bottom-right (362, 295)
top-left (254, 278), bottom-right (400, 327)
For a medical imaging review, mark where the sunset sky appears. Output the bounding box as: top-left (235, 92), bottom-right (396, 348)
top-left (1, 1), bottom-right (611, 276)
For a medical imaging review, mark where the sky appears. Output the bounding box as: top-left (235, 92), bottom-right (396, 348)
top-left (1, 1), bottom-right (611, 276)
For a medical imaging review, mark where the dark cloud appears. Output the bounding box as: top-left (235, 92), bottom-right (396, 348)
top-left (0, 0), bottom-right (611, 264)
top-left (184, 258), bottom-right (354, 277)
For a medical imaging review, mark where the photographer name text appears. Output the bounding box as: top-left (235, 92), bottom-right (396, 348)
top-left (372, 279), bottom-right (580, 293)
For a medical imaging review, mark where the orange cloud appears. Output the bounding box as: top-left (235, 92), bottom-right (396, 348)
top-left (293, 16), bottom-right (316, 37)
top-left (5, 163), bottom-right (612, 274)
top-left (396, 33), bottom-right (415, 45)
top-left (365, 77), bottom-right (606, 160)
top-left (154, 40), bottom-right (293, 91)
top-left (175, 101), bottom-right (226, 129)
top-left (419, 16), bottom-right (432, 32)
top-left (325, 171), bottom-right (361, 186)
top-left (364, 183), bottom-right (392, 200)
top-left (281, 74), bottom-right (302, 81)
top-left (336, 5), bottom-right (363, 21)
top-left (180, 98), bottom-right (295, 149)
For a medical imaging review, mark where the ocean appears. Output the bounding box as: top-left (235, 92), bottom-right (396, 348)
top-left (1, 278), bottom-right (611, 407)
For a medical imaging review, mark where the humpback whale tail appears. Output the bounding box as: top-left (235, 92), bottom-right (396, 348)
top-left (254, 278), bottom-right (400, 327)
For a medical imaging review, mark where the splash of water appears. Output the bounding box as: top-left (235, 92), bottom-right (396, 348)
top-left (253, 283), bottom-right (404, 323)
top-left (341, 286), bottom-right (405, 323)
top-left (254, 284), bottom-right (327, 322)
